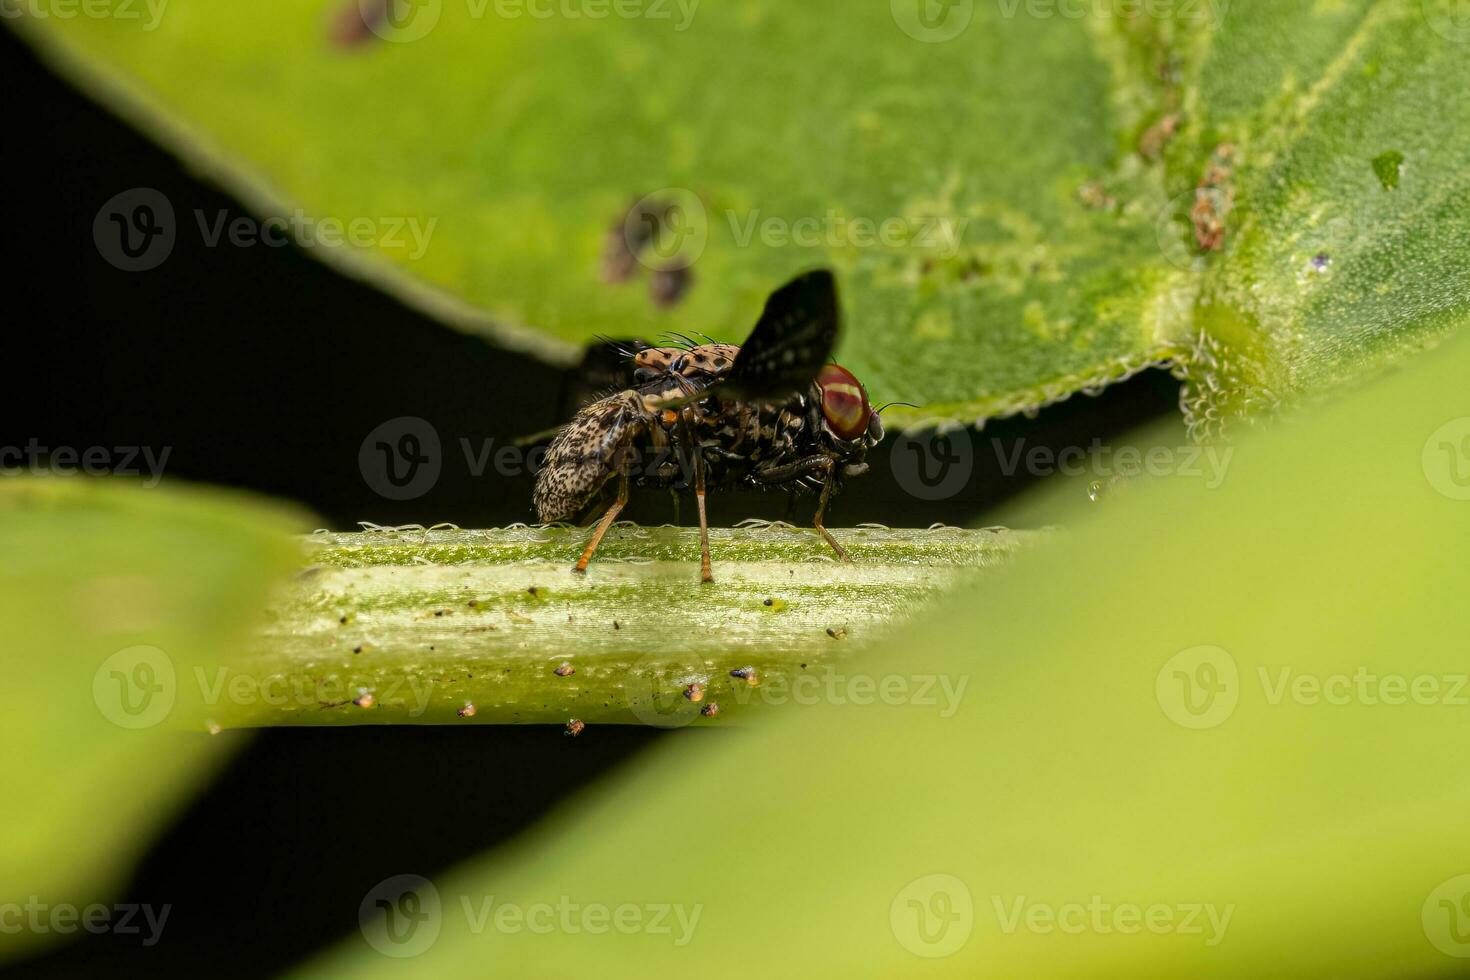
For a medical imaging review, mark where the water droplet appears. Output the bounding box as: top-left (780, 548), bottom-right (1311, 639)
top-left (1087, 480), bottom-right (1104, 502)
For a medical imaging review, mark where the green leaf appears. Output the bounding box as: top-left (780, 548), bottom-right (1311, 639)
top-left (0, 478), bottom-right (306, 962)
top-left (14, 1), bottom-right (1467, 429)
top-left (299, 310), bottom-right (1470, 974)
top-left (221, 524), bottom-right (1031, 727)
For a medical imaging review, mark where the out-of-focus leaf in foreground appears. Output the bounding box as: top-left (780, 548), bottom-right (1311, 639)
top-left (12, 2), bottom-right (1469, 430)
top-left (305, 331), bottom-right (1470, 973)
top-left (0, 479), bottom-right (305, 962)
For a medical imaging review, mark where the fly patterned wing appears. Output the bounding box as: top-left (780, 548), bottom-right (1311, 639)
top-left (534, 391), bottom-right (648, 523)
top-left (720, 269), bottom-right (839, 402)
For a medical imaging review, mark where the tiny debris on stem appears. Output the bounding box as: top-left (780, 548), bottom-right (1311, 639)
top-left (730, 666), bottom-right (760, 686)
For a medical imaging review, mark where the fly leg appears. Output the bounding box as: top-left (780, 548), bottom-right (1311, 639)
top-left (812, 466), bottom-right (849, 562)
top-left (752, 455), bottom-right (849, 561)
top-left (574, 468), bottom-right (630, 573)
top-left (680, 410), bottom-right (715, 583)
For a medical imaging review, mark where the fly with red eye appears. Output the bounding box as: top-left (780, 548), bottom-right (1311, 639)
top-left (534, 269), bottom-right (887, 582)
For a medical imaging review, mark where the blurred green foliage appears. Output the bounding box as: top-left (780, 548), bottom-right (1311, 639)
top-left (14, 1), bottom-right (1469, 429)
top-left (0, 480), bottom-right (306, 961)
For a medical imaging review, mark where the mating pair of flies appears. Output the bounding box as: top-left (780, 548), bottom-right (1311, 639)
top-left (534, 269), bottom-right (889, 582)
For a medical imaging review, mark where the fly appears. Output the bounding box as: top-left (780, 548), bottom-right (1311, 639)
top-left (533, 269), bottom-right (885, 582)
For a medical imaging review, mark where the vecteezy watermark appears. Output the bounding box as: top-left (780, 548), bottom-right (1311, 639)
top-left (1157, 645), bottom-right (1470, 730)
top-left (892, 0), bottom-right (1225, 42)
top-left (92, 647), bottom-right (437, 728)
top-left (360, 875), bottom-right (442, 958)
top-left (484, 0), bottom-right (698, 29)
top-left (358, 874), bottom-right (703, 958)
top-left (891, 426), bottom-right (1234, 502)
top-left (992, 895), bottom-right (1234, 947)
top-left (357, 415), bottom-right (780, 502)
top-left (891, 0), bottom-right (975, 43)
top-left (993, 0), bottom-right (1228, 26)
top-left (726, 210), bottom-right (969, 260)
top-left (994, 438), bottom-right (1233, 489)
top-left (352, 0), bottom-right (699, 43)
top-left (92, 188), bottom-right (176, 272)
top-left (615, 190), bottom-right (972, 274)
top-left (1423, 874), bottom-right (1470, 958)
top-left (190, 666), bottom-right (436, 718)
top-left (725, 667), bottom-right (969, 716)
top-left (891, 874), bottom-right (974, 958)
top-left (625, 659), bottom-right (970, 728)
top-left (1155, 645), bottom-right (1239, 729)
top-left (0, 0), bottom-right (168, 30)
top-left (1421, 0), bottom-right (1470, 44)
top-left (1422, 417), bottom-right (1470, 501)
top-left (0, 899), bottom-right (171, 946)
top-left (93, 645), bottom-right (178, 729)
top-left (890, 426), bottom-right (976, 501)
top-left (93, 188), bottom-right (436, 272)
top-left (0, 440), bottom-right (171, 487)
top-left (360, 417), bottom-right (445, 502)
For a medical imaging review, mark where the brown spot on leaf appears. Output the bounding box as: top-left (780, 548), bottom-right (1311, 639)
top-left (650, 264), bottom-right (693, 309)
top-left (1192, 143), bottom-right (1237, 252)
top-left (1138, 113), bottom-right (1180, 161)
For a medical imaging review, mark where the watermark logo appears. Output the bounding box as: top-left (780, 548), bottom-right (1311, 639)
top-left (1423, 875), bottom-right (1470, 958)
top-left (890, 426), bottom-right (975, 501)
top-left (891, 873), bottom-right (974, 957)
top-left (1156, 645), bottom-right (1238, 729)
top-left (623, 189), bottom-right (708, 273)
top-left (992, 895), bottom-right (1233, 946)
top-left (1422, 417), bottom-right (1470, 501)
top-left (0, 0), bottom-right (169, 31)
top-left (93, 188), bottom-right (436, 270)
top-left (92, 645), bottom-right (176, 729)
top-left (1155, 188), bottom-right (1212, 271)
top-left (726, 210), bottom-right (968, 258)
top-left (725, 666), bottom-right (969, 717)
top-left (0, 899), bottom-right (171, 946)
top-left (994, 0), bottom-right (1228, 27)
top-left (360, 417), bottom-right (443, 501)
top-left (624, 653), bottom-right (705, 728)
top-left (1421, 0), bottom-right (1470, 43)
top-left (0, 441), bottom-right (171, 486)
top-left (362, 0), bottom-right (442, 41)
top-left (1257, 667), bottom-right (1468, 708)
top-left (360, 874), bottom-right (443, 958)
top-left (93, 188), bottom-right (175, 272)
top-left (994, 438), bottom-right (1232, 489)
top-left (892, 0), bottom-right (974, 42)
top-left (359, 876), bottom-right (701, 954)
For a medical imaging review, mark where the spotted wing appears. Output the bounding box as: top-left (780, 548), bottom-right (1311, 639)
top-left (534, 391), bottom-right (647, 523)
top-left (719, 269), bottom-right (839, 402)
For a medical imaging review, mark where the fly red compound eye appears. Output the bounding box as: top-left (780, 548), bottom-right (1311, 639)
top-left (817, 364), bottom-right (870, 440)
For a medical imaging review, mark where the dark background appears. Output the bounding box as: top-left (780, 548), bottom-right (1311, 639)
top-left (0, 25), bottom-right (1180, 978)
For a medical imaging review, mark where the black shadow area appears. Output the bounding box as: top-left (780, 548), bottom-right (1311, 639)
top-left (5, 726), bottom-right (669, 980)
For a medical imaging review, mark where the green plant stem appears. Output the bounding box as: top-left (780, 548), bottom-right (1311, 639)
top-left (215, 524), bottom-right (1034, 728)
